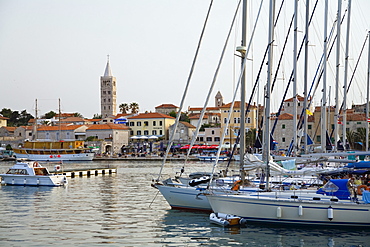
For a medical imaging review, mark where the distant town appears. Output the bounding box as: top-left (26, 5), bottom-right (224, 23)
top-left (1, 59), bottom-right (369, 157)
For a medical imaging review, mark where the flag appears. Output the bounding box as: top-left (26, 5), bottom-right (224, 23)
top-left (306, 109), bottom-right (313, 116)
top-left (367, 118), bottom-right (370, 123)
top-left (338, 120), bottom-right (342, 125)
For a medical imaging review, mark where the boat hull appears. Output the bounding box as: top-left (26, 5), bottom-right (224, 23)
top-left (1, 174), bottom-right (67, 187)
top-left (155, 184), bottom-right (212, 212)
top-left (207, 193), bottom-right (370, 227)
top-left (14, 152), bottom-right (95, 161)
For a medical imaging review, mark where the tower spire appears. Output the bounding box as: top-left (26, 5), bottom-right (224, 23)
top-left (104, 54), bottom-right (112, 77)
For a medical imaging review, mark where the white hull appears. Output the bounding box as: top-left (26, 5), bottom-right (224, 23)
top-left (156, 184), bottom-right (212, 211)
top-left (1, 174), bottom-right (67, 187)
top-left (15, 152), bottom-right (94, 161)
top-left (207, 192), bottom-right (370, 227)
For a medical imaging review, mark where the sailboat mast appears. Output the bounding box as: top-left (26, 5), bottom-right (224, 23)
top-left (334, 0), bottom-right (342, 152)
top-left (293, 0), bottom-right (298, 155)
top-left (303, 0), bottom-right (310, 154)
top-left (265, 0), bottom-right (275, 190)
top-left (58, 98), bottom-right (61, 141)
top-left (239, 0), bottom-right (247, 181)
top-left (367, 30), bottom-right (370, 151)
top-left (32, 99), bottom-right (38, 141)
top-left (343, 0), bottom-right (351, 151)
top-left (321, 0), bottom-right (328, 153)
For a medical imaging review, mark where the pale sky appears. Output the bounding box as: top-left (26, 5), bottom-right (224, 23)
top-left (0, 0), bottom-right (369, 119)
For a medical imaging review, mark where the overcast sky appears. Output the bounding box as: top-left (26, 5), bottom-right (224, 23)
top-left (0, 0), bottom-right (369, 119)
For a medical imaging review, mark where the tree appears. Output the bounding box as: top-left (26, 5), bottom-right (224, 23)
top-left (42, 111), bottom-right (56, 119)
top-left (355, 127), bottom-right (368, 151)
top-left (73, 112), bottom-right (83, 118)
top-left (346, 129), bottom-right (356, 150)
top-left (93, 113), bottom-right (102, 119)
top-left (119, 103), bottom-right (129, 114)
top-left (0, 108), bottom-right (33, 127)
top-left (130, 102), bottom-right (139, 114)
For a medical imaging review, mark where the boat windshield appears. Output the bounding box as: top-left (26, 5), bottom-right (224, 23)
top-left (6, 169), bottom-right (29, 175)
top-left (34, 168), bottom-right (49, 176)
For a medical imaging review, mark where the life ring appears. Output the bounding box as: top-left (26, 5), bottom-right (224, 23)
top-left (231, 180), bottom-right (242, 191)
top-left (357, 185), bottom-right (369, 195)
top-left (33, 162), bottom-right (39, 168)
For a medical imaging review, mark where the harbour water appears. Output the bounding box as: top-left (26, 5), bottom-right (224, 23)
top-left (0, 160), bottom-right (369, 246)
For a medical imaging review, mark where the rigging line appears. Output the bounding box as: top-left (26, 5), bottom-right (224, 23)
top-left (271, 13), bottom-right (294, 92)
top-left (183, 0), bottom-right (243, 168)
top-left (290, 8), bottom-right (349, 153)
top-left (224, 0), bottom-right (286, 169)
top-left (208, 0), bottom-right (265, 187)
top-left (156, 0), bottom-right (214, 181)
top-left (270, 0), bottom-right (319, 136)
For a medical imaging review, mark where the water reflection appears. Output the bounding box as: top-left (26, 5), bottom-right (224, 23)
top-left (0, 160), bottom-right (369, 246)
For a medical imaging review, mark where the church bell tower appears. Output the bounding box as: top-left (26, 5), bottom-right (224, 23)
top-left (100, 56), bottom-right (117, 118)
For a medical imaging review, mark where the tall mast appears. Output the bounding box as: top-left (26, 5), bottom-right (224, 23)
top-left (239, 0), bottom-right (247, 182)
top-left (32, 99), bottom-right (38, 141)
top-left (292, 0), bottom-right (298, 155)
top-left (303, 0), bottom-right (309, 154)
top-left (367, 30), bottom-right (370, 151)
top-left (265, 0), bottom-right (275, 191)
top-left (321, 0), bottom-right (328, 153)
top-left (334, 0), bottom-right (342, 152)
top-left (58, 98), bottom-right (61, 141)
top-left (343, 0), bottom-right (351, 151)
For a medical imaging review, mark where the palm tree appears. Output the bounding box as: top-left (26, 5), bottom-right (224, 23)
top-left (119, 103), bottom-right (129, 114)
top-left (355, 127), bottom-right (368, 151)
top-left (346, 129), bottom-right (356, 150)
top-left (130, 102), bottom-right (139, 114)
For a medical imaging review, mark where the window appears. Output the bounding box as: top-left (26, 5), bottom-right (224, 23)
top-left (144, 121), bottom-right (149, 126)
top-left (316, 136), bottom-right (321, 142)
top-left (211, 130), bottom-right (215, 135)
top-left (282, 137), bottom-right (285, 142)
top-left (308, 124), bottom-right (312, 129)
top-left (137, 130), bottom-right (142, 135)
top-left (153, 121), bottom-right (156, 126)
top-left (206, 137), bottom-right (212, 141)
top-left (160, 130), bottom-right (163, 135)
top-left (108, 91), bottom-right (111, 94)
top-left (103, 91), bottom-right (106, 94)
top-left (144, 130), bottom-right (149, 135)
top-left (159, 121), bottom-right (163, 126)
top-left (152, 130), bottom-right (157, 135)
top-left (130, 131), bottom-right (134, 135)
top-left (129, 122), bottom-right (134, 126)
top-left (247, 117), bottom-right (251, 124)
top-left (199, 137), bottom-right (204, 142)
top-left (224, 118), bottom-right (228, 124)
top-left (214, 137), bottom-right (220, 142)
top-left (282, 124), bottom-right (285, 129)
top-left (137, 122), bottom-right (141, 126)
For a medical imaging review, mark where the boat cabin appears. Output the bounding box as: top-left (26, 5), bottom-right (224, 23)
top-left (5, 162), bottom-right (50, 176)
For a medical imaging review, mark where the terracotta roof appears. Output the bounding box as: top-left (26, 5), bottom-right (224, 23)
top-left (155, 104), bottom-right (179, 108)
top-left (219, 101), bottom-right (257, 109)
top-left (188, 112), bottom-right (220, 119)
top-left (180, 121), bottom-right (196, 128)
top-left (284, 95), bottom-right (312, 102)
top-left (60, 117), bottom-right (86, 122)
top-left (87, 123), bottom-right (130, 130)
top-left (188, 107), bottom-right (220, 111)
top-left (127, 112), bottom-right (175, 119)
top-left (1, 126), bottom-right (16, 132)
top-left (38, 125), bottom-right (84, 131)
top-left (0, 116), bottom-right (9, 120)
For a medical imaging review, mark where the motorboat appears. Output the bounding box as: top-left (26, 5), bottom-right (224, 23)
top-left (0, 160), bottom-right (68, 187)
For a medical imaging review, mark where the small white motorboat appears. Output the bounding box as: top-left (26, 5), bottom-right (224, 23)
top-left (210, 212), bottom-right (245, 227)
top-left (0, 160), bottom-right (68, 187)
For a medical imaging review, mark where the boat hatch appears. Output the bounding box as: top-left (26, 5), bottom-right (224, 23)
top-left (34, 168), bottom-right (49, 175)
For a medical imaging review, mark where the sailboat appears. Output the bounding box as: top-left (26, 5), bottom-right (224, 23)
top-left (206, 0), bottom-right (370, 227)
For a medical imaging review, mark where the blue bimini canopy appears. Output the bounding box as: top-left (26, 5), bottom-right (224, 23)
top-left (316, 179), bottom-right (351, 200)
top-left (346, 161), bottom-right (370, 169)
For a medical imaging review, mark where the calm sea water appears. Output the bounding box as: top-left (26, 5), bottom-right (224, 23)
top-left (0, 160), bottom-right (369, 246)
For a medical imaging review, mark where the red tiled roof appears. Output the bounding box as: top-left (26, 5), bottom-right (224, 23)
top-left (155, 104), bottom-right (179, 108)
top-left (0, 116), bottom-right (9, 120)
top-left (127, 112), bottom-right (175, 119)
top-left (188, 107), bottom-right (220, 111)
top-left (220, 101), bottom-right (257, 109)
top-left (87, 123), bottom-right (130, 130)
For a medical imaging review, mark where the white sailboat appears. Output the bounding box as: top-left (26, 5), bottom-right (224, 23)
top-left (206, 0), bottom-right (370, 227)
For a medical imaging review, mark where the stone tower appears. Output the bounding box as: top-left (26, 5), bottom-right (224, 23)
top-left (215, 91), bottom-right (223, 107)
top-left (100, 56), bottom-right (117, 118)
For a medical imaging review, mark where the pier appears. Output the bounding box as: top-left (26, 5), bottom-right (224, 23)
top-left (50, 167), bottom-right (117, 178)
